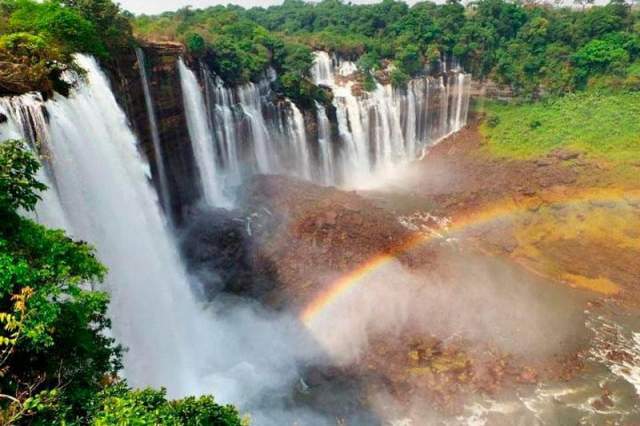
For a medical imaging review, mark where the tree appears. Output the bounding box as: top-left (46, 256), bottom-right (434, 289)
top-left (573, 37), bottom-right (630, 85)
top-left (92, 385), bottom-right (244, 426)
top-left (0, 140), bottom-right (113, 423)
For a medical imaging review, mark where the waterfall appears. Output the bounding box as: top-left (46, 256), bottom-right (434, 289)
top-left (0, 55), bottom-right (210, 397)
top-left (287, 103), bottom-right (312, 181)
top-left (178, 58), bottom-right (228, 207)
top-left (311, 51), bottom-right (471, 187)
top-left (198, 64), bottom-right (312, 182)
top-left (0, 50), bottom-right (472, 423)
top-left (0, 54), bottom-right (329, 419)
top-left (135, 47), bottom-right (172, 217)
top-left (177, 51), bottom-right (469, 195)
top-left (202, 65), bottom-right (242, 184)
top-left (315, 101), bottom-right (335, 185)
top-left (0, 94), bottom-right (69, 228)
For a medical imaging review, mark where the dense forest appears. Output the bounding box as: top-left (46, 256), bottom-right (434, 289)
top-left (2, 0), bottom-right (639, 100)
top-left (133, 0), bottom-right (640, 97)
top-left (0, 0), bottom-right (133, 95)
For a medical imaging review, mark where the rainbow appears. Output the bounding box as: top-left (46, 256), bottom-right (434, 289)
top-left (300, 187), bottom-right (640, 326)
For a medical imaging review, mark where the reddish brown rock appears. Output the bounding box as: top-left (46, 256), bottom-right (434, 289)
top-left (238, 175), bottom-right (433, 310)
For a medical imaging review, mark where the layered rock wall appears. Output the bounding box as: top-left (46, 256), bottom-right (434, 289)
top-left (106, 42), bottom-right (200, 224)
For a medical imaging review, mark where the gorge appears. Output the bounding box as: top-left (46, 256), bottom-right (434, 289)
top-left (2, 0), bottom-right (640, 424)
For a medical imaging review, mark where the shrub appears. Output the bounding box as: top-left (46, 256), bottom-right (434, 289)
top-left (185, 32), bottom-right (206, 56)
top-left (363, 71), bottom-right (377, 91)
top-left (91, 385), bottom-right (244, 426)
top-left (390, 68), bottom-right (409, 89)
top-left (486, 115), bottom-right (501, 128)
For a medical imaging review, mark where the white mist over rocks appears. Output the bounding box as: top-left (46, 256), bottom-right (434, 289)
top-left (306, 248), bottom-right (587, 367)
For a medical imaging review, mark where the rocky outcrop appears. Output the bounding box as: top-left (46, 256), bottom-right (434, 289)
top-left (179, 206), bottom-right (279, 301)
top-left (470, 79), bottom-right (514, 101)
top-left (105, 42), bottom-right (199, 224)
top-left (241, 175), bottom-right (431, 309)
top-left (178, 175), bottom-right (434, 310)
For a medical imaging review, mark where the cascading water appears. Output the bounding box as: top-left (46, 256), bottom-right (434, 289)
top-left (176, 51), bottom-right (470, 195)
top-left (0, 94), bottom-right (69, 228)
top-left (178, 58), bottom-right (229, 207)
top-left (0, 55), bottom-right (210, 397)
top-left (315, 101), bottom-right (335, 185)
top-left (135, 47), bottom-right (172, 217)
top-left (198, 65), bottom-right (314, 184)
top-left (311, 51), bottom-right (471, 187)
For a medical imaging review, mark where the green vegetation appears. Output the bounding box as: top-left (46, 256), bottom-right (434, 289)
top-left (481, 90), bottom-right (640, 162)
top-left (133, 0), bottom-right (640, 97)
top-left (2, 0), bottom-right (639, 102)
top-left (0, 140), bottom-right (243, 425)
top-left (0, 0), bottom-right (133, 95)
top-left (134, 7), bottom-right (329, 107)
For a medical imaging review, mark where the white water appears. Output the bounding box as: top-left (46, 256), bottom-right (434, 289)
top-left (135, 47), bottom-right (172, 217)
top-left (175, 52), bottom-right (470, 195)
top-left (315, 101), bottom-right (334, 184)
top-left (178, 58), bottom-right (229, 207)
top-left (0, 93), bottom-right (69, 228)
top-left (311, 51), bottom-right (471, 187)
top-left (200, 65), bottom-right (313, 184)
top-left (0, 56), bottom-right (208, 397)
top-left (202, 64), bottom-right (242, 184)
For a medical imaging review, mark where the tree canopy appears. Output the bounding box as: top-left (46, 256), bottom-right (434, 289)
top-left (134, 0), bottom-right (640, 97)
top-left (0, 0), bottom-right (133, 95)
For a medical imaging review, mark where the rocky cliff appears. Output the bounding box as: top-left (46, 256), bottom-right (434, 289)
top-left (105, 42), bottom-right (200, 224)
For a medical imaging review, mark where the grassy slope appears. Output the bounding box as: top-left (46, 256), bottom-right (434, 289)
top-left (480, 91), bottom-right (640, 164)
top-left (476, 91), bottom-right (640, 296)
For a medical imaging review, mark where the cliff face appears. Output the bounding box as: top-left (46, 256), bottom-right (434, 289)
top-left (103, 44), bottom-right (472, 223)
top-left (105, 43), bottom-right (331, 223)
top-left (106, 43), bottom-right (200, 224)
top-left (470, 79), bottom-right (514, 101)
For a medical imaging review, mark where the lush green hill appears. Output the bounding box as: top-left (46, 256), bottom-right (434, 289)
top-left (481, 90), bottom-right (640, 163)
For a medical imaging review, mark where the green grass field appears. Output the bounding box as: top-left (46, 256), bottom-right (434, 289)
top-left (480, 91), bottom-right (640, 163)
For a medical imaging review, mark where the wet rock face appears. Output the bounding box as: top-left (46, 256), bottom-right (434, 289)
top-left (176, 175), bottom-right (432, 310)
top-left (236, 175), bottom-right (432, 310)
top-left (470, 79), bottom-right (514, 100)
top-left (179, 207), bottom-right (278, 301)
top-left (105, 43), bottom-right (199, 224)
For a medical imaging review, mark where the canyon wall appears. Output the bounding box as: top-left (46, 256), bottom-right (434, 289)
top-left (105, 42), bottom-right (200, 223)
